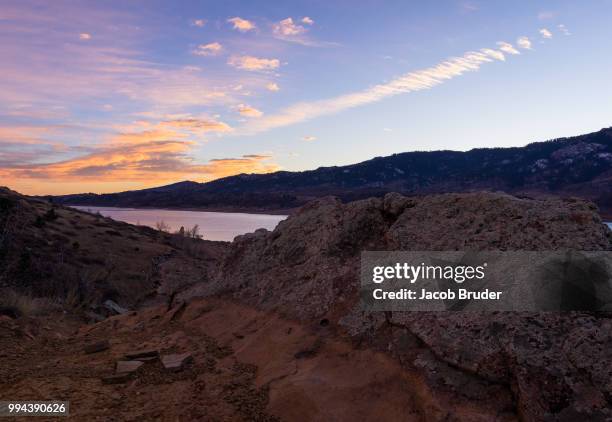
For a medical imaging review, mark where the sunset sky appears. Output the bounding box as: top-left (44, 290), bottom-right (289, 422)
top-left (1, 0), bottom-right (612, 195)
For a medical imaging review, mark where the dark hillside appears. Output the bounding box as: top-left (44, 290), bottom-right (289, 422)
top-left (54, 127), bottom-right (612, 216)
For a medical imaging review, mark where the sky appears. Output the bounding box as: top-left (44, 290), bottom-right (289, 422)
top-left (1, 0), bottom-right (612, 195)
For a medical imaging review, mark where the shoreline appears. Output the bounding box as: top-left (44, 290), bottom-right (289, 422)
top-left (66, 204), bottom-right (296, 216)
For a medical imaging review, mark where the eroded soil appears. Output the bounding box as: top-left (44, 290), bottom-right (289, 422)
top-left (0, 299), bottom-right (430, 421)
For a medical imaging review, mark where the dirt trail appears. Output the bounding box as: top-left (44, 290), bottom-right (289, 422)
top-left (0, 299), bottom-right (430, 421)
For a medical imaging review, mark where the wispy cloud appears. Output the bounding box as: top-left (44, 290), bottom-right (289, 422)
top-left (539, 28), bottom-right (553, 39)
top-left (461, 2), bottom-right (479, 12)
top-left (517, 36), bottom-right (532, 49)
top-left (0, 113), bottom-right (274, 193)
top-left (227, 55), bottom-right (280, 71)
top-left (191, 19), bottom-right (206, 27)
top-left (302, 135), bottom-right (316, 141)
top-left (271, 16), bottom-right (332, 46)
top-left (481, 48), bottom-right (505, 61)
top-left (497, 41), bottom-right (520, 55)
top-left (558, 24), bottom-right (571, 36)
top-left (236, 104), bottom-right (263, 117)
top-left (537, 11), bottom-right (555, 20)
top-left (79, 33), bottom-right (91, 40)
top-left (240, 41), bottom-right (527, 134)
top-left (0, 22), bottom-right (237, 114)
top-left (266, 82), bottom-right (280, 92)
top-left (227, 17), bottom-right (256, 32)
top-left (206, 154), bottom-right (279, 177)
top-left (160, 118), bottom-right (233, 134)
top-left (192, 42), bottom-right (223, 56)
top-left (1, 140), bottom-right (278, 184)
top-left (273, 17), bottom-right (308, 37)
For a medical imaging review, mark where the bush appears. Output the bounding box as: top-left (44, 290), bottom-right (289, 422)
top-left (33, 207), bottom-right (59, 227)
top-left (175, 224), bottom-right (203, 239)
top-left (186, 224), bottom-right (202, 239)
top-left (0, 289), bottom-right (58, 318)
top-left (155, 220), bottom-right (171, 232)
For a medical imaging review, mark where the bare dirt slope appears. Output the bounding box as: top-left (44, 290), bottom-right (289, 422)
top-left (0, 298), bottom-right (437, 421)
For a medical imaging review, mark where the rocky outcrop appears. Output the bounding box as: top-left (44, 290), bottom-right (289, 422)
top-left (194, 192), bottom-right (612, 421)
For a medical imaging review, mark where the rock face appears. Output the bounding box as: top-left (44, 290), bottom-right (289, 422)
top-left (196, 192), bottom-right (612, 421)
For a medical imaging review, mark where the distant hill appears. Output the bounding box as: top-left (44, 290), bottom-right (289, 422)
top-left (53, 127), bottom-right (612, 217)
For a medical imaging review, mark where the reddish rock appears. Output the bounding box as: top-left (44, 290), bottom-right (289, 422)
top-left (124, 349), bottom-right (158, 360)
top-left (84, 340), bottom-right (110, 354)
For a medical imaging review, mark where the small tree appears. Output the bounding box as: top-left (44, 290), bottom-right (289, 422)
top-left (186, 224), bottom-right (202, 239)
top-left (155, 220), bottom-right (170, 232)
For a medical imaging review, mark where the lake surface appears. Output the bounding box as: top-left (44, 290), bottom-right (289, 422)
top-left (72, 206), bottom-right (287, 242)
top-left (69, 206), bottom-right (612, 241)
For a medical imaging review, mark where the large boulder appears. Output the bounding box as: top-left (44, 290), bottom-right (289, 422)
top-left (194, 192), bottom-right (612, 421)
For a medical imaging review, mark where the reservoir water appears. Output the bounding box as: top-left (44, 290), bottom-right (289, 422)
top-left (72, 206), bottom-right (287, 242)
top-left (70, 206), bottom-right (612, 241)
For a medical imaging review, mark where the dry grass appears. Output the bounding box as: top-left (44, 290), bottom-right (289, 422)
top-left (0, 289), bottom-right (59, 318)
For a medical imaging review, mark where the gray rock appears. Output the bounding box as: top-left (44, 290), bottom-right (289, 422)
top-left (103, 300), bottom-right (128, 315)
top-left (161, 353), bottom-right (193, 372)
top-left (116, 360), bottom-right (144, 374)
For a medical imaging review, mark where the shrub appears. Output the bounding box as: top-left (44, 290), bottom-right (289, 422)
top-left (44, 208), bottom-right (58, 221)
top-left (186, 224), bottom-right (203, 239)
top-left (33, 207), bottom-right (59, 227)
top-left (0, 289), bottom-right (58, 318)
top-left (155, 220), bottom-right (171, 232)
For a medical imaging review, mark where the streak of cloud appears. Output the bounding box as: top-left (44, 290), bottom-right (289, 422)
top-left (558, 24), bottom-right (571, 36)
top-left (0, 139), bottom-right (278, 187)
top-left (236, 104), bottom-right (263, 117)
top-left (227, 55), bottom-right (280, 71)
top-left (497, 41), bottom-right (520, 55)
top-left (240, 42), bottom-right (520, 134)
top-left (192, 42), bottom-right (223, 56)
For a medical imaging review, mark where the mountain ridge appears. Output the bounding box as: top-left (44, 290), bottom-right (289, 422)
top-left (52, 127), bottom-right (612, 217)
